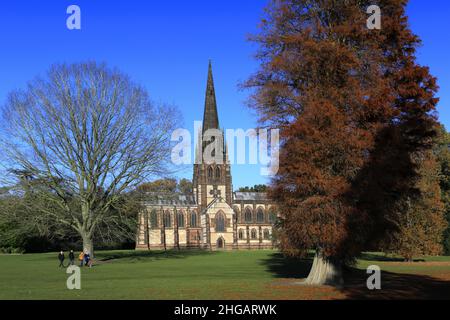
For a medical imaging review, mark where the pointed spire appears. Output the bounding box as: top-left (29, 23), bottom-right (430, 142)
top-left (202, 61), bottom-right (219, 133)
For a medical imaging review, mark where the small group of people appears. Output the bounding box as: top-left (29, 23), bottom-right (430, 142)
top-left (58, 249), bottom-right (92, 268)
top-left (78, 251), bottom-right (92, 268)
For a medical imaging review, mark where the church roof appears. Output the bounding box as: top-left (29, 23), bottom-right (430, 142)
top-left (233, 192), bottom-right (269, 201)
top-left (141, 192), bottom-right (197, 206)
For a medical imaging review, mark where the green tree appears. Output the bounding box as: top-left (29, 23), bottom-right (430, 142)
top-left (0, 179), bottom-right (76, 252)
top-left (178, 178), bottom-right (193, 194)
top-left (136, 178), bottom-right (178, 193)
top-left (434, 125), bottom-right (450, 255)
top-left (0, 170), bottom-right (140, 252)
top-left (238, 184), bottom-right (268, 192)
top-left (137, 178), bottom-right (193, 194)
top-left (381, 150), bottom-right (447, 260)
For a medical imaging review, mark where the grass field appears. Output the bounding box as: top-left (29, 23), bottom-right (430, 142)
top-left (0, 250), bottom-right (449, 300)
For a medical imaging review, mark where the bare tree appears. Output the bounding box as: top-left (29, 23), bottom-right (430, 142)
top-left (0, 62), bottom-right (180, 255)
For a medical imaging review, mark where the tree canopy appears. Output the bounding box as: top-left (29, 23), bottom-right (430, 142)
top-left (246, 0), bottom-right (446, 284)
top-left (237, 184), bottom-right (268, 192)
top-left (136, 178), bottom-right (193, 194)
top-left (0, 62), bottom-right (181, 254)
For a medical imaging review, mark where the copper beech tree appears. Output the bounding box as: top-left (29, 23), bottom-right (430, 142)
top-left (246, 0), bottom-right (445, 285)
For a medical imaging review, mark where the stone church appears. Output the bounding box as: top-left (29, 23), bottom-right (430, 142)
top-left (136, 62), bottom-right (276, 250)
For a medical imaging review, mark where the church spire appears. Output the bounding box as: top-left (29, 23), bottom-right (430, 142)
top-left (202, 61), bottom-right (219, 133)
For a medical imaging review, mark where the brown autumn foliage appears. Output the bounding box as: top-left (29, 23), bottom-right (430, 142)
top-left (246, 0), bottom-right (444, 264)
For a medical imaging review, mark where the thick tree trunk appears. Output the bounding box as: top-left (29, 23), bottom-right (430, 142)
top-left (82, 233), bottom-right (94, 257)
top-left (302, 251), bottom-right (343, 287)
top-left (80, 204), bottom-right (94, 257)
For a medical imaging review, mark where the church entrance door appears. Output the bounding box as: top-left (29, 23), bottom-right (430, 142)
top-left (216, 237), bottom-right (225, 249)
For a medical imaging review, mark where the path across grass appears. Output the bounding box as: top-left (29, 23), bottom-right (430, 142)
top-left (0, 250), bottom-right (449, 299)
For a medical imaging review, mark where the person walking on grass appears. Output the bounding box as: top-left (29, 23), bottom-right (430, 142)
top-left (87, 253), bottom-right (93, 268)
top-left (58, 250), bottom-right (65, 268)
top-left (84, 251), bottom-right (91, 267)
top-left (78, 251), bottom-right (84, 267)
top-left (68, 250), bottom-right (75, 266)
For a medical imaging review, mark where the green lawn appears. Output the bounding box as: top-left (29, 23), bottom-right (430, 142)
top-left (0, 250), bottom-right (449, 300)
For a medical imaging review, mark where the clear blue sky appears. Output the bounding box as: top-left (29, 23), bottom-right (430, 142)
top-left (0, 0), bottom-right (449, 190)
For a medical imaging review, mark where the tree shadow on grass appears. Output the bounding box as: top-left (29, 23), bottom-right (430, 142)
top-left (359, 252), bottom-right (426, 262)
top-left (260, 252), bottom-right (313, 279)
top-left (96, 249), bottom-right (217, 263)
top-left (342, 267), bottom-right (450, 300)
top-left (359, 252), bottom-right (404, 262)
top-left (260, 252), bottom-right (450, 299)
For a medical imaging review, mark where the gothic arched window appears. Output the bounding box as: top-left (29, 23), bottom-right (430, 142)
top-left (263, 229), bottom-right (270, 240)
top-left (216, 212), bottom-right (225, 232)
top-left (233, 206), bottom-right (240, 222)
top-left (150, 210), bottom-right (158, 229)
top-left (164, 211), bottom-right (172, 228)
top-left (251, 228), bottom-right (257, 239)
top-left (257, 208), bottom-right (264, 223)
top-left (244, 208), bottom-right (252, 223)
top-left (208, 166), bottom-right (213, 179)
top-left (190, 212), bottom-right (198, 227)
top-left (177, 212), bottom-right (185, 228)
top-left (215, 167), bottom-right (221, 179)
top-left (238, 229), bottom-right (244, 240)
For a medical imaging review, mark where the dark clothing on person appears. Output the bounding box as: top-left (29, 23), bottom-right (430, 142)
top-left (58, 252), bottom-right (65, 267)
top-left (68, 251), bottom-right (75, 265)
top-left (84, 253), bottom-right (90, 266)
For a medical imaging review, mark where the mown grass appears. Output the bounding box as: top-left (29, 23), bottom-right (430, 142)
top-left (0, 250), bottom-right (449, 300)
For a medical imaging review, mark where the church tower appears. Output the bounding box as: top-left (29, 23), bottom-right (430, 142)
top-left (135, 62), bottom-right (275, 251)
top-left (193, 62), bottom-right (233, 213)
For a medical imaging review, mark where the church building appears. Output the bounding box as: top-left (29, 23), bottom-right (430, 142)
top-left (136, 63), bottom-right (276, 250)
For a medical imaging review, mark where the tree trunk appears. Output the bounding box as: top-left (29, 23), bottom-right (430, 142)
top-left (80, 204), bottom-right (94, 257)
top-left (82, 233), bottom-right (94, 258)
top-left (302, 251), bottom-right (343, 287)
